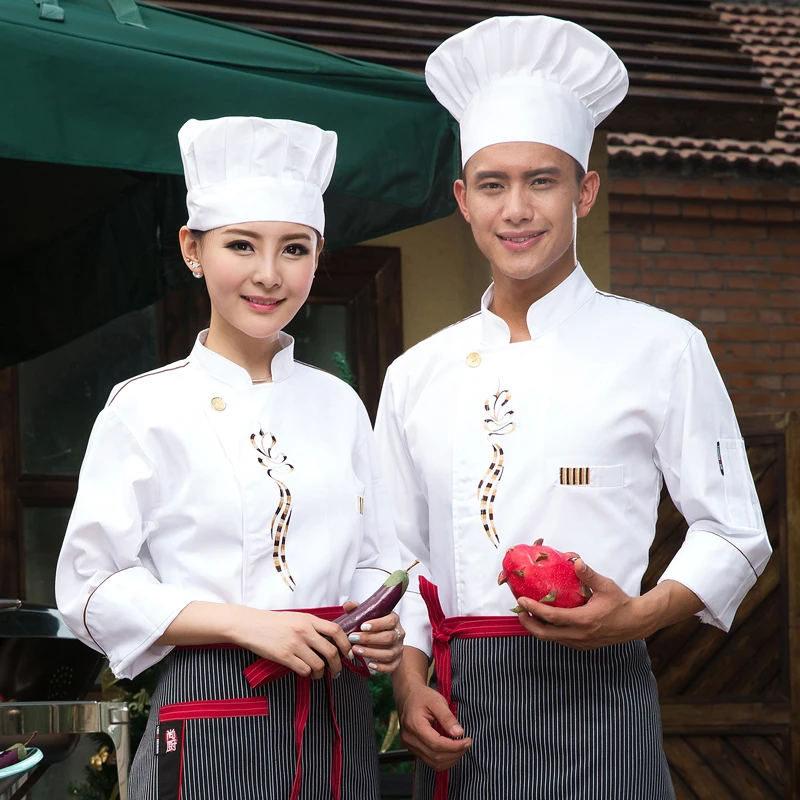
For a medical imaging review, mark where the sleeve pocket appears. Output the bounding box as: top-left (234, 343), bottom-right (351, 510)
top-left (718, 438), bottom-right (759, 529)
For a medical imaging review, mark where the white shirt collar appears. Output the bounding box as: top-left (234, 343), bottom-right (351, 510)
top-left (479, 263), bottom-right (596, 346)
top-left (189, 329), bottom-right (296, 387)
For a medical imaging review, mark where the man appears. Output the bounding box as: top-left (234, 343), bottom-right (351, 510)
top-left (375, 15), bottom-right (771, 800)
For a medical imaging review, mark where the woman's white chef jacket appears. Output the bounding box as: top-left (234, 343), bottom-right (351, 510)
top-left (56, 332), bottom-right (402, 680)
top-left (375, 265), bottom-right (771, 656)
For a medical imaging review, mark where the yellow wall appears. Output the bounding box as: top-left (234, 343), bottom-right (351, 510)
top-left (364, 133), bottom-right (610, 350)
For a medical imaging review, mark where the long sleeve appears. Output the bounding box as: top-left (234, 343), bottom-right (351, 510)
top-left (55, 408), bottom-right (199, 679)
top-left (374, 366), bottom-right (434, 657)
top-left (655, 331), bottom-right (771, 630)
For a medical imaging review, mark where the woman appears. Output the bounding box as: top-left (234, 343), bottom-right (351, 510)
top-left (55, 116), bottom-right (406, 800)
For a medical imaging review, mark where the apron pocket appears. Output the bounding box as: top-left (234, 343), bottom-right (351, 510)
top-left (156, 697), bottom-right (269, 800)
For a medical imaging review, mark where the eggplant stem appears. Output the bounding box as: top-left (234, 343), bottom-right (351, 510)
top-left (405, 560), bottom-right (420, 573)
top-left (23, 731), bottom-right (37, 747)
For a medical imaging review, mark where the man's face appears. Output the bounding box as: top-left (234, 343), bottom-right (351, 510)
top-left (455, 142), bottom-right (598, 282)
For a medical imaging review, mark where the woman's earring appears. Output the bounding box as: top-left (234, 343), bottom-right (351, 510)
top-left (188, 260), bottom-right (203, 279)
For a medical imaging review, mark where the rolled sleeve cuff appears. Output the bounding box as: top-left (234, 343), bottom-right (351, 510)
top-left (398, 590), bottom-right (432, 658)
top-left (658, 525), bottom-right (766, 631)
top-left (84, 567), bottom-right (199, 680)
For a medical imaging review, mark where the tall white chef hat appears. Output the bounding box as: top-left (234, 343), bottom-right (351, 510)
top-left (425, 16), bottom-right (629, 170)
top-left (178, 116), bottom-right (337, 235)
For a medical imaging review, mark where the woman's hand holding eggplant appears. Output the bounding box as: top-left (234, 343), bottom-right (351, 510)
top-left (341, 601), bottom-right (405, 674)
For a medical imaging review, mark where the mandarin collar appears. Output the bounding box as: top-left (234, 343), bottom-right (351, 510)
top-left (479, 263), bottom-right (596, 346)
top-left (189, 329), bottom-right (296, 387)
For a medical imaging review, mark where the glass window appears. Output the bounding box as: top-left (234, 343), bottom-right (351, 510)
top-left (284, 303), bottom-right (353, 385)
top-left (19, 306), bottom-right (158, 475)
top-left (23, 507), bottom-right (72, 606)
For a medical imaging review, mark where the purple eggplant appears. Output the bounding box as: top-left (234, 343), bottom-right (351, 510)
top-left (0, 744), bottom-right (26, 769)
top-left (334, 562), bottom-right (418, 633)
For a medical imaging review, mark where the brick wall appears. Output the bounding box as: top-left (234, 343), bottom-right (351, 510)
top-left (609, 176), bottom-right (800, 413)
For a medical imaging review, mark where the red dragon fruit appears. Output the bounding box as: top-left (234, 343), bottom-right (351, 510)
top-left (498, 538), bottom-right (591, 611)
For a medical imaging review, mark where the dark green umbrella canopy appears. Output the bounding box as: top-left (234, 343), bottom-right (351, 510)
top-left (0, 0), bottom-right (458, 366)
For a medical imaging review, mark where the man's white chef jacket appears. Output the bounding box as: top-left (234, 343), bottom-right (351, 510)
top-left (57, 332), bottom-right (402, 680)
top-left (375, 265), bottom-right (771, 656)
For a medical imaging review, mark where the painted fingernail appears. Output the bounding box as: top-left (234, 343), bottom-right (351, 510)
top-left (368, 662), bottom-right (378, 672)
top-left (347, 649), bottom-right (355, 661)
top-left (348, 634), bottom-right (361, 643)
top-left (333, 671), bottom-right (342, 680)
top-left (355, 647), bottom-right (365, 655)
top-left (360, 623), bottom-right (372, 632)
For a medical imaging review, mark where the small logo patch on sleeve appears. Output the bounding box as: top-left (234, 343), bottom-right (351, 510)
top-left (560, 467), bottom-right (591, 486)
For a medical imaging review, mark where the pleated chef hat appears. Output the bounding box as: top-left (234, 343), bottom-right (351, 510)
top-left (178, 117), bottom-right (337, 234)
top-left (425, 16), bottom-right (629, 170)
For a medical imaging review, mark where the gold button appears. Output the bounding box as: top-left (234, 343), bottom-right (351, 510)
top-left (211, 397), bottom-right (226, 411)
top-left (466, 352), bottom-right (482, 368)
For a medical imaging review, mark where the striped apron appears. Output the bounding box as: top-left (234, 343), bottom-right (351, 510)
top-left (415, 578), bottom-right (675, 800)
top-left (129, 607), bottom-right (380, 800)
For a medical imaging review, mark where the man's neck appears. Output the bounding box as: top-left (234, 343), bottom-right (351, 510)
top-left (489, 259), bottom-right (578, 343)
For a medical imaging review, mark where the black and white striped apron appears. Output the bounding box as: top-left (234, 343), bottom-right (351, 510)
top-left (415, 578), bottom-right (675, 800)
top-left (129, 608), bottom-right (380, 800)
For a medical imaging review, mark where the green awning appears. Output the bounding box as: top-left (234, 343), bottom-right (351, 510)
top-left (0, 0), bottom-right (458, 366)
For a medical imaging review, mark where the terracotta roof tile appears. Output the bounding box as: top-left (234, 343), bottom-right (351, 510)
top-left (609, 2), bottom-right (800, 176)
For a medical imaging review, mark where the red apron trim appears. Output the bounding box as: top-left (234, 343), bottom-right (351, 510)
top-left (419, 576), bottom-right (531, 800)
top-left (238, 606), bottom-right (369, 800)
top-left (158, 697), bottom-right (269, 722)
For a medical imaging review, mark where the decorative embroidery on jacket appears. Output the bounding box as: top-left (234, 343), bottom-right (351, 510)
top-left (477, 387), bottom-right (516, 547)
top-left (251, 429), bottom-right (296, 590)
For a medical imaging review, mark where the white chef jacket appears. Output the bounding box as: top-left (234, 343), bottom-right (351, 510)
top-left (375, 264), bottom-right (771, 657)
top-left (56, 331), bottom-right (403, 680)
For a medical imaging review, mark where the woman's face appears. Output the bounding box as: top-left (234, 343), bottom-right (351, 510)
top-left (180, 221), bottom-right (320, 342)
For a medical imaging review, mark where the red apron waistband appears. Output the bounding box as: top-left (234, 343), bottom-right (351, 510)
top-left (419, 577), bottom-right (531, 800)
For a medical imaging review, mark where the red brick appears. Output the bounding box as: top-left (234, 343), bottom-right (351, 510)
top-left (788, 187), bottom-right (800, 202)
top-left (760, 185), bottom-right (791, 202)
top-left (700, 184), bottom-right (729, 200)
top-left (756, 375), bottom-right (783, 391)
top-left (773, 224), bottom-right (800, 239)
top-left (622, 198), bottom-right (652, 215)
top-left (626, 288), bottom-right (655, 304)
top-left (698, 239), bottom-right (726, 255)
top-left (782, 242), bottom-right (800, 258)
top-left (773, 328), bottom-right (800, 342)
top-left (766, 206), bottom-right (794, 222)
top-left (725, 241), bottom-right (753, 256)
top-left (668, 273), bottom-right (697, 288)
top-left (728, 376), bottom-right (756, 390)
top-left (667, 237), bottom-right (696, 254)
top-left (728, 309), bottom-right (757, 324)
top-left (771, 293), bottom-right (800, 309)
top-left (710, 258), bottom-right (763, 273)
top-left (783, 277), bottom-right (800, 292)
top-left (653, 290), bottom-right (682, 307)
top-left (672, 307), bottom-right (697, 322)
top-left (713, 292), bottom-right (767, 307)
top-left (775, 360), bottom-right (800, 373)
top-left (654, 255), bottom-right (710, 272)
top-left (610, 234), bottom-right (638, 252)
top-left (774, 392), bottom-right (800, 407)
top-left (653, 200), bottom-right (681, 216)
top-left (739, 206), bottom-right (767, 222)
top-left (673, 181), bottom-right (702, 198)
top-left (654, 220), bottom-right (710, 237)
top-left (754, 241), bottom-right (782, 256)
top-left (611, 178), bottom-right (644, 195)
top-left (717, 359), bottom-right (772, 374)
top-left (645, 180), bottom-right (676, 197)
top-left (613, 217), bottom-right (653, 235)
top-left (683, 202), bottom-right (711, 219)
top-left (711, 224), bottom-right (768, 239)
top-left (730, 185), bottom-right (760, 201)
top-left (670, 290), bottom-right (712, 307)
top-left (641, 272), bottom-right (668, 287)
top-left (614, 253), bottom-right (653, 270)
top-left (718, 325), bottom-right (771, 342)
top-left (784, 344), bottom-right (800, 358)
top-left (709, 342), bottom-right (726, 359)
top-left (784, 377), bottom-right (800, 391)
top-left (710, 203), bottom-right (738, 220)
top-left (726, 275), bottom-right (755, 290)
top-left (612, 270), bottom-right (638, 287)
top-left (727, 344), bottom-right (757, 358)
top-left (756, 276), bottom-right (782, 291)
top-left (699, 308), bottom-right (727, 323)
top-left (698, 273), bottom-right (724, 289)
top-left (732, 392), bottom-right (772, 408)
top-left (787, 311), bottom-right (800, 325)
top-left (756, 343), bottom-right (782, 358)
top-left (758, 309), bottom-right (785, 325)
top-left (641, 236), bottom-right (667, 252)
top-left (609, 197), bottom-right (625, 214)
